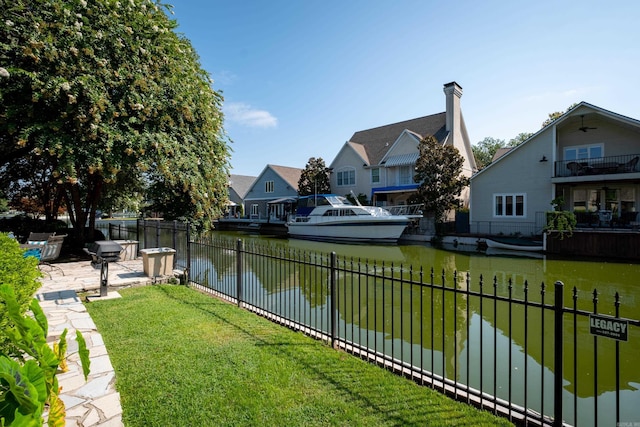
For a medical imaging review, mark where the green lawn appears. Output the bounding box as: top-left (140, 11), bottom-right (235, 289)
top-left (85, 285), bottom-right (513, 426)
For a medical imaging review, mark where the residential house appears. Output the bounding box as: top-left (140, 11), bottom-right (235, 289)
top-left (243, 164), bottom-right (302, 221)
top-left (227, 174), bottom-right (256, 217)
top-left (329, 81), bottom-right (477, 210)
top-left (470, 102), bottom-right (640, 237)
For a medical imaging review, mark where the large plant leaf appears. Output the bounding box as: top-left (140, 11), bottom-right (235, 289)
top-left (21, 360), bottom-right (47, 407)
top-left (75, 331), bottom-right (91, 381)
top-left (53, 331), bottom-right (68, 373)
top-left (4, 409), bottom-right (41, 427)
top-left (46, 393), bottom-right (65, 427)
top-left (0, 357), bottom-right (40, 414)
top-left (29, 299), bottom-right (48, 337)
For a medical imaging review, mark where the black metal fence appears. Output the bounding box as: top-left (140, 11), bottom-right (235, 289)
top-left (119, 220), bottom-right (640, 427)
top-left (108, 219), bottom-right (189, 268)
top-left (555, 154), bottom-right (640, 178)
top-left (470, 212), bottom-right (548, 237)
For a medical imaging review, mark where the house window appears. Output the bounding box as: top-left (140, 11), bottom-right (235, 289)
top-left (620, 187), bottom-right (636, 213)
top-left (565, 144), bottom-right (603, 161)
top-left (494, 194), bottom-right (525, 217)
top-left (572, 189), bottom-right (588, 212)
top-left (337, 168), bottom-right (355, 187)
top-left (371, 168), bottom-right (380, 184)
top-left (251, 204), bottom-right (259, 217)
top-left (265, 180), bottom-right (274, 193)
top-left (398, 166), bottom-right (412, 185)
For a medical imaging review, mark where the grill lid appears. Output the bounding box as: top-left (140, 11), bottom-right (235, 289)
top-left (87, 240), bottom-right (123, 260)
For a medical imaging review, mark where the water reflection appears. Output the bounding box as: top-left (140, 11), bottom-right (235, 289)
top-left (200, 231), bottom-right (640, 426)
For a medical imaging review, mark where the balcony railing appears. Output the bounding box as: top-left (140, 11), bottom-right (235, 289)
top-left (555, 153), bottom-right (640, 178)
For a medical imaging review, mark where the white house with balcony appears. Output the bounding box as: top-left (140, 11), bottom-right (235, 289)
top-left (470, 102), bottom-right (640, 237)
top-left (328, 82), bottom-right (477, 208)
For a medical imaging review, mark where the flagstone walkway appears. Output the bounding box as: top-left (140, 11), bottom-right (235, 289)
top-left (37, 258), bottom-right (154, 426)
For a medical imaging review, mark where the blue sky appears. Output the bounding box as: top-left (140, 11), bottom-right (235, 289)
top-left (171, 1), bottom-right (640, 177)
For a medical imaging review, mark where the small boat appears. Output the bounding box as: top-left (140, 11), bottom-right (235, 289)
top-left (485, 247), bottom-right (546, 259)
top-left (484, 237), bottom-right (544, 252)
top-left (286, 194), bottom-right (410, 244)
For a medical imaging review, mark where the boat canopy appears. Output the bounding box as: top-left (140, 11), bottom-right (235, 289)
top-left (295, 194), bottom-right (351, 216)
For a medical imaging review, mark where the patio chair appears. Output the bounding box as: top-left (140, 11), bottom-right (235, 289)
top-left (620, 156), bottom-right (639, 173)
top-left (39, 234), bottom-right (67, 275)
top-left (26, 231), bottom-right (55, 244)
top-left (566, 162), bottom-right (586, 176)
top-left (21, 232), bottom-right (55, 260)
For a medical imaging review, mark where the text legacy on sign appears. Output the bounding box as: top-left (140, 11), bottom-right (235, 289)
top-left (589, 314), bottom-right (629, 342)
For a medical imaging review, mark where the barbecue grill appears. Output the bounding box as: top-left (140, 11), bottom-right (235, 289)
top-left (84, 240), bottom-right (123, 297)
top-left (85, 240), bottom-right (123, 263)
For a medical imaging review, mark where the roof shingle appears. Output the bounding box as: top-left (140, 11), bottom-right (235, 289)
top-left (349, 113), bottom-right (448, 165)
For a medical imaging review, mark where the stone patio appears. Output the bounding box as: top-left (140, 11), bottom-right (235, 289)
top-left (37, 258), bottom-right (156, 426)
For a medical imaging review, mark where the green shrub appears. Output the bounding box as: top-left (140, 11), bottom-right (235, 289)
top-left (544, 211), bottom-right (577, 238)
top-left (0, 234), bottom-right (90, 425)
top-left (0, 284), bottom-right (90, 426)
top-left (0, 233), bottom-right (43, 356)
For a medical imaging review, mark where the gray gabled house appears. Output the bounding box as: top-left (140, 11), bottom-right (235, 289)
top-left (329, 81), bottom-right (477, 209)
top-left (243, 164), bottom-right (302, 221)
top-left (227, 174), bottom-right (256, 217)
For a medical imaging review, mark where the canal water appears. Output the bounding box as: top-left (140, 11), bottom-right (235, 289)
top-left (206, 231), bottom-right (640, 426)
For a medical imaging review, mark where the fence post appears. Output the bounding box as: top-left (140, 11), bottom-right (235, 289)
top-left (236, 239), bottom-right (243, 307)
top-left (554, 280), bottom-right (564, 426)
top-left (143, 219), bottom-right (148, 250)
top-left (155, 220), bottom-right (160, 247)
top-left (330, 252), bottom-right (337, 348)
top-left (172, 220), bottom-right (177, 268)
top-left (185, 225), bottom-right (190, 286)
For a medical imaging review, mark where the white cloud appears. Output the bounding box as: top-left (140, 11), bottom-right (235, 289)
top-left (212, 70), bottom-right (237, 86)
top-left (224, 102), bottom-right (278, 128)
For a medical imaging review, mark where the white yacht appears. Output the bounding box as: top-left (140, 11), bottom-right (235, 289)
top-left (286, 195), bottom-right (410, 243)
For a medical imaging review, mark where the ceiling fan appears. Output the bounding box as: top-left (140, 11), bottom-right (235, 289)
top-left (579, 115), bottom-right (597, 132)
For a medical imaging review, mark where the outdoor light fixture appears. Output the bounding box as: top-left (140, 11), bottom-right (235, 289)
top-left (539, 156), bottom-right (548, 162)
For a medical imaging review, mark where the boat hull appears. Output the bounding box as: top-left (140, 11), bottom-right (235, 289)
top-left (287, 219), bottom-right (409, 244)
top-left (485, 238), bottom-right (544, 252)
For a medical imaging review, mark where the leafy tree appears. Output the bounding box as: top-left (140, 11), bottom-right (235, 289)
top-left (413, 135), bottom-right (469, 225)
top-left (2, 155), bottom-right (65, 222)
top-left (472, 137), bottom-right (506, 169)
top-left (541, 111), bottom-right (564, 128)
top-left (508, 132), bottom-right (533, 146)
top-left (99, 168), bottom-right (144, 216)
top-left (298, 157), bottom-right (331, 196)
top-left (0, 0), bottom-right (230, 244)
top-left (541, 103), bottom-right (578, 128)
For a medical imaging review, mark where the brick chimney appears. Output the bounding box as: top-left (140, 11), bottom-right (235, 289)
top-left (443, 81), bottom-right (463, 147)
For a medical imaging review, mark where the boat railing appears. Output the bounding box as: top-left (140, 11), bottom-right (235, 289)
top-left (385, 204), bottom-right (423, 217)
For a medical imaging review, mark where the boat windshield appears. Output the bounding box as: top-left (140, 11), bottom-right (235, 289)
top-left (324, 195), bottom-right (351, 206)
top-left (297, 195), bottom-right (352, 208)
top-left (353, 206), bottom-right (393, 217)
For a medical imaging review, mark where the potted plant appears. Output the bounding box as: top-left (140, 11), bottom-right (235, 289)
top-left (544, 197), bottom-right (576, 239)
